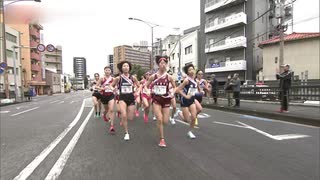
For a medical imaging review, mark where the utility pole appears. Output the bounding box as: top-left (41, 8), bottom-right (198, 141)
top-left (277, 0), bottom-right (285, 71)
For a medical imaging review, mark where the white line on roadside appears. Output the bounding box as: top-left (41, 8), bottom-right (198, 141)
top-left (175, 119), bottom-right (199, 129)
top-left (69, 101), bottom-right (74, 104)
top-left (44, 108), bottom-right (94, 180)
top-left (0, 111), bottom-right (10, 114)
top-left (13, 99), bottom-right (88, 180)
top-left (11, 107), bottom-right (39, 117)
top-left (213, 121), bottom-right (248, 129)
top-left (57, 101), bottom-right (64, 104)
top-left (50, 100), bottom-right (60, 104)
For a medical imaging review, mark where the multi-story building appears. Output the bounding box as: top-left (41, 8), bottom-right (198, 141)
top-left (8, 23), bottom-right (46, 95)
top-left (73, 57), bottom-right (86, 79)
top-left (200, 0), bottom-right (279, 82)
top-left (180, 26), bottom-right (200, 72)
top-left (113, 45), bottom-right (151, 73)
top-left (43, 45), bottom-right (63, 74)
top-left (0, 26), bottom-right (22, 98)
top-left (161, 35), bottom-right (181, 79)
top-left (73, 57), bottom-right (87, 88)
top-left (107, 54), bottom-right (114, 74)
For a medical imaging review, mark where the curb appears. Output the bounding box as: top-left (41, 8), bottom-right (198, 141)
top-left (201, 104), bottom-right (320, 127)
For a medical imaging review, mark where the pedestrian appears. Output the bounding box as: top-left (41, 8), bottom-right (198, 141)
top-left (176, 63), bottom-right (200, 139)
top-left (276, 64), bottom-right (292, 113)
top-left (224, 75), bottom-right (234, 107)
top-left (232, 73), bottom-right (241, 107)
top-left (91, 73), bottom-right (102, 118)
top-left (97, 66), bottom-right (116, 133)
top-left (110, 61), bottom-right (140, 141)
top-left (144, 56), bottom-right (176, 147)
top-left (209, 74), bottom-right (218, 104)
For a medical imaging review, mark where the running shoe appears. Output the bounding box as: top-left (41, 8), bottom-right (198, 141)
top-left (187, 131), bottom-right (196, 139)
top-left (158, 139), bottom-right (167, 148)
top-left (109, 125), bottom-right (115, 134)
top-left (135, 110), bottom-right (139, 117)
top-left (102, 114), bottom-right (109, 122)
top-left (124, 133), bottom-right (130, 141)
top-left (170, 117), bottom-right (176, 125)
top-left (174, 110), bottom-right (181, 118)
top-left (153, 116), bottom-right (157, 121)
top-left (143, 113), bottom-right (148, 123)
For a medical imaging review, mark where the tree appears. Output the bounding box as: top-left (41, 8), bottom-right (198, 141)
top-left (131, 64), bottom-right (147, 80)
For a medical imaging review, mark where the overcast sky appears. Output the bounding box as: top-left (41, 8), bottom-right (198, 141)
top-left (5, 0), bottom-right (319, 77)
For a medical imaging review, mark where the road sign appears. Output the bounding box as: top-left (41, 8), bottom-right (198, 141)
top-left (46, 44), bottom-right (55, 52)
top-left (178, 76), bottom-right (181, 81)
top-left (177, 71), bottom-right (181, 76)
top-left (37, 44), bottom-right (46, 52)
top-left (0, 62), bottom-right (7, 74)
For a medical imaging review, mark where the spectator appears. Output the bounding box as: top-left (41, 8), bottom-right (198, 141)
top-left (276, 64), bottom-right (292, 113)
top-left (209, 74), bottom-right (218, 104)
top-left (224, 75), bottom-right (233, 107)
top-left (232, 73), bottom-right (241, 107)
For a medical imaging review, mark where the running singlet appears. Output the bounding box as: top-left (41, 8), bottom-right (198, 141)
top-left (184, 77), bottom-right (198, 96)
top-left (152, 73), bottom-right (169, 97)
top-left (100, 76), bottom-right (113, 96)
top-left (119, 75), bottom-right (134, 95)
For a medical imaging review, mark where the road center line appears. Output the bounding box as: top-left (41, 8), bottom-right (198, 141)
top-left (11, 107), bottom-right (39, 117)
top-left (175, 119), bottom-right (199, 129)
top-left (13, 99), bottom-right (87, 180)
top-left (44, 108), bottom-right (94, 180)
top-left (50, 100), bottom-right (60, 104)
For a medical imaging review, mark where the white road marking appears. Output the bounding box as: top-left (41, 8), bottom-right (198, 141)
top-left (50, 100), bottom-right (60, 104)
top-left (11, 107), bottom-right (39, 117)
top-left (44, 108), bottom-right (94, 180)
top-left (214, 121), bottom-right (310, 141)
top-left (0, 111), bottom-right (10, 113)
top-left (213, 121), bottom-right (248, 129)
top-left (69, 101), bottom-right (74, 104)
top-left (175, 119), bottom-right (199, 129)
top-left (57, 101), bottom-right (64, 104)
top-left (13, 99), bottom-right (87, 180)
top-left (16, 107), bottom-right (22, 110)
top-left (198, 113), bottom-right (210, 119)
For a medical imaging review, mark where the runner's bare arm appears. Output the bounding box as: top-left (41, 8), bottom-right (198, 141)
top-left (133, 76), bottom-right (141, 94)
top-left (176, 79), bottom-right (191, 99)
top-left (144, 74), bottom-right (155, 95)
top-left (95, 78), bottom-right (103, 91)
top-left (109, 76), bottom-right (120, 90)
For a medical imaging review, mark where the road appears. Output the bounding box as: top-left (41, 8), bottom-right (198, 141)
top-left (1, 91), bottom-right (319, 180)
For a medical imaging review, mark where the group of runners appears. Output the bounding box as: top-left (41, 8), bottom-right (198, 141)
top-left (90, 56), bottom-right (210, 148)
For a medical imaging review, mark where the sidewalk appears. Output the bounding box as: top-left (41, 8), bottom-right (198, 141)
top-left (201, 97), bottom-right (320, 127)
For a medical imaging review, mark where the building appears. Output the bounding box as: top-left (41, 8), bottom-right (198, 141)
top-left (161, 35), bottom-right (181, 79)
top-left (73, 57), bottom-right (87, 88)
top-left (8, 23), bottom-right (46, 95)
top-left (113, 45), bottom-right (151, 73)
top-left (107, 54), bottom-right (114, 74)
top-left (43, 45), bottom-right (63, 74)
top-left (0, 26), bottom-right (22, 98)
top-left (180, 26), bottom-right (200, 72)
top-left (200, 0), bottom-right (281, 82)
top-left (45, 69), bottom-right (61, 94)
top-left (259, 32), bottom-right (320, 81)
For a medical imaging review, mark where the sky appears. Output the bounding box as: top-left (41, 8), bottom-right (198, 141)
top-left (4, 0), bottom-right (319, 77)
top-left (5, 0), bottom-right (200, 77)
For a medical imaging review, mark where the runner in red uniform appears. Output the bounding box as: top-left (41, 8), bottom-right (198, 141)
top-left (144, 56), bottom-right (176, 148)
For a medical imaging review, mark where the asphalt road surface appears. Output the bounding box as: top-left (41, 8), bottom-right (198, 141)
top-left (1, 91), bottom-right (319, 180)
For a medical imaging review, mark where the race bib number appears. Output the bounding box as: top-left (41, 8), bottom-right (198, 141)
top-left (153, 85), bottom-right (167, 95)
top-left (187, 87), bottom-right (198, 96)
top-left (121, 86), bottom-right (132, 94)
top-left (105, 87), bottom-right (113, 93)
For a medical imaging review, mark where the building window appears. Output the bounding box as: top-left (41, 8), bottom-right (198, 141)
top-left (168, 44), bottom-right (171, 48)
top-left (173, 67), bottom-right (175, 73)
top-left (5, 32), bottom-right (17, 43)
top-left (185, 45), bottom-right (192, 55)
top-left (172, 53), bottom-right (175, 60)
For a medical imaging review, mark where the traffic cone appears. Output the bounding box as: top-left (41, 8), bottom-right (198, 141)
top-left (195, 118), bottom-right (198, 126)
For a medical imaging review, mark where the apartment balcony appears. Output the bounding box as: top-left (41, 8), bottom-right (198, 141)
top-left (205, 0), bottom-right (245, 13)
top-left (45, 58), bottom-right (61, 64)
top-left (30, 28), bottom-right (40, 38)
top-left (205, 36), bottom-right (246, 53)
top-left (205, 60), bottom-right (246, 73)
top-left (31, 64), bottom-right (41, 72)
top-left (31, 52), bottom-right (41, 61)
top-left (30, 40), bottom-right (39, 48)
top-left (205, 12), bottom-right (246, 33)
top-left (31, 75), bottom-right (42, 81)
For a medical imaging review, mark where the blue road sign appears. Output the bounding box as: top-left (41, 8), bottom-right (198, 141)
top-left (178, 76), bottom-right (181, 81)
top-left (177, 71), bottom-right (181, 76)
top-left (0, 68), bottom-right (4, 74)
top-left (0, 62), bottom-right (7, 68)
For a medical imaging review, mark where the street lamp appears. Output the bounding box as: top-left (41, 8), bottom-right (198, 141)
top-left (1, 0), bottom-right (41, 99)
top-left (128, 17), bottom-right (159, 71)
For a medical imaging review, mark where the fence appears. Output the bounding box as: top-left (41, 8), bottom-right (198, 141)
top-left (215, 84), bottom-right (320, 101)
